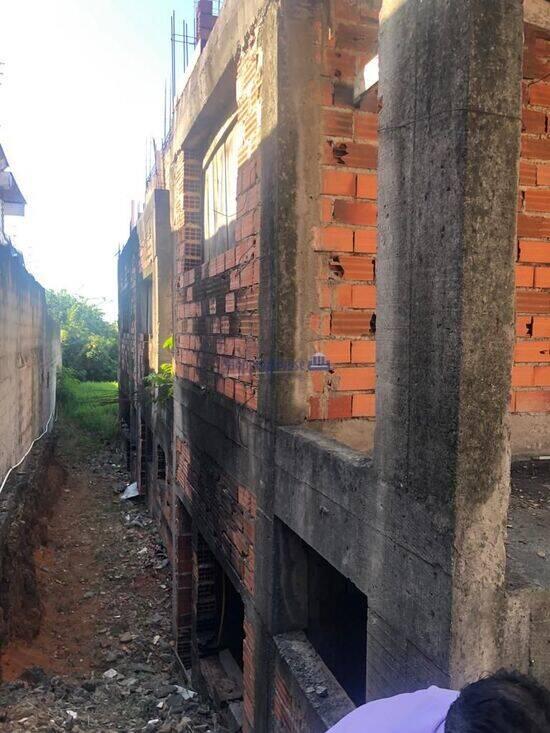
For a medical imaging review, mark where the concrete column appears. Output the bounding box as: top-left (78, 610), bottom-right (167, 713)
top-left (373, 0), bottom-right (522, 693)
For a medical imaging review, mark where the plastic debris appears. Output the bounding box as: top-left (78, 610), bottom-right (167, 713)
top-left (175, 686), bottom-right (197, 700)
top-left (120, 482), bottom-right (139, 500)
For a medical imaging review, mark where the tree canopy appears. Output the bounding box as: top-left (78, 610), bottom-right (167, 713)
top-left (46, 290), bottom-right (118, 382)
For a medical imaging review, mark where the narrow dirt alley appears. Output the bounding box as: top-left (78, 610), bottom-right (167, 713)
top-left (0, 424), bottom-right (219, 733)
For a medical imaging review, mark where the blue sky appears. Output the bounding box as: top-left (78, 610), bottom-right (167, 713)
top-left (0, 0), bottom-right (195, 320)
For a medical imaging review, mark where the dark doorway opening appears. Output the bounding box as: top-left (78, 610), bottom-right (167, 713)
top-left (306, 544), bottom-right (367, 706)
top-left (196, 534), bottom-right (244, 667)
top-left (157, 444), bottom-right (167, 481)
top-left (196, 533), bottom-right (245, 730)
top-left (275, 521), bottom-right (368, 707)
top-left (140, 421), bottom-right (153, 491)
top-left (173, 498), bottom-right (192, 669)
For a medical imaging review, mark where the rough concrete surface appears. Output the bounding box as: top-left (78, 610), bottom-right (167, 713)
top-left (507, 460), bottom-right (550, 591)
top-left (377, 0), bottom-right (523, 691)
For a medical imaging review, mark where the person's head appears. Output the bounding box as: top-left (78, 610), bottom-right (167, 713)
top-left (445, 670), bottom-right (550, 732)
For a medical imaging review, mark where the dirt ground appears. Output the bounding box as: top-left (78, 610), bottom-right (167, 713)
top-left (0, 424), bottom-right (219, 733)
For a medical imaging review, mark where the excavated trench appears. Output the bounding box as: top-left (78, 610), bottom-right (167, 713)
top-left (0, 425), bottom-right (218, 732)
top-left (0, 438), bottom-right (65, 656)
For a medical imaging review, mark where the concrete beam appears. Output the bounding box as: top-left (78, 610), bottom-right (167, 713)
top-left (167, 0), bottom-right (267, 155)
top-left (376, 0), bottom-right (522, 692)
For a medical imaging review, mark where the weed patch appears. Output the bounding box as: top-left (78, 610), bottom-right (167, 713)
top-left (57, 370), bottom-right (118, 443)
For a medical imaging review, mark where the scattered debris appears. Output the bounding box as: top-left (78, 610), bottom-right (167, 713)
top-left (0, 426), bottom-right (218, 733)
top-left (121, 481), bottom-right (140, 500)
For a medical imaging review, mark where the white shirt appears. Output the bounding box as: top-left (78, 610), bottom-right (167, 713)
top-left (327, 686), bottom-right (460, 733)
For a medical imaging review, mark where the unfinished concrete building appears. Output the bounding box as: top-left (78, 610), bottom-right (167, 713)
top-left (118, 1), bottom-right (550, 729)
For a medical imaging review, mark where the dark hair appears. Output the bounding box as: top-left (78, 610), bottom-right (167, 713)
top-left (445, 670), bottom-right (550, 732)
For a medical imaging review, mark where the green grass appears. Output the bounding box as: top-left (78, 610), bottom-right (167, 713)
top-left (57, 369), bottom-right (119, 443)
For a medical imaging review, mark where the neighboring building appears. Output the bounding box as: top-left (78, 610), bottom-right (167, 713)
top-left (0, 143), bottom-right (60, 488)
top-left (119, 1), bottom-right (550, 731)
top-left (0, 145), bottom-right (61, 644)
top-left (0, 144), bottom-right (25, 245)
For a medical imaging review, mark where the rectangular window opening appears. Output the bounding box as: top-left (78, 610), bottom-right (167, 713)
top-left (306, 542), bottom-right (367, 707)
top-left (276, 521), bottom-right (368, 708)
top-left (202, 114), bottom-right (239, 262)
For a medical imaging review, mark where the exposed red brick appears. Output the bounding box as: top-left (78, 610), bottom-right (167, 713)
top-left (314, 226), bottom-right (355, 252)
top-left (356, 173), bottom-right (377, 200)
top-left (354, 112), bottom-right (378, 141)
top-left (335, 284), bottom-right (353, 307)
top-left (322, 169), bottom-right (356, 196)
top-left (523, 108), bottom-right (546, 133)
top-left (534, 365), bottom-right (550, 386)
top-left (331, 311), bottom-right (375, 335)
top-left (317, 339), bottom-right (351, 363)
top-left (333, 366), bottom-right (375, 390)
top-left (351, 340), bottom-right (376, 363)
top-left (529, 81), bottom-right (550, 106)
top-left (519, 240), bottom-right (550, 263)
top-left (333, 200), bottom-right (377, 226)
top-left (515, 390), bottom-right (550, 412)
top-left (354, 229), bottom-right (377, 253)
top-left (525, 189), bottom-right (550, 212)
top-left (520, 161), bottom-right (537, 185)
top-left (351, 284), bottom-right (376, 308)
top-left (512, 365), bottom-right (535, 387)
top-left (337, 255), bottom-right (375, 281)
top-left (516, 265), bottom-right (534, 287)
top-left (516, 290), bottom-right (550, 313)
top-left (537, 163), bottom-right (550, 185)
top-left (533, 316), bottom-right (550, 337)
top-left (516, 316), bottom-right (533, 336)
top-left (324, 140), bottom-right (378, 169)
top-left (323, 48), bottom-right (356, 80)
top-left (352, 393), bottom-right (376, 417)
top-left (535, 267), bottom-right (550, 288)
top-left (517, 214), bottom-right (550, 238)
top-left (327, 394), bottom-right (353, 419)
top-left (515, 340), bottom-right (550, 362)
top-left (521, 136), bottom-right (550, 160)
top-left (323, 109), bottom-right (354, 137)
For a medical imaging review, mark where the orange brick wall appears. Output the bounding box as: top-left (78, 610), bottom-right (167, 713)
top-left (175, 437), bottom-right (256, 595)
top-left (173, 32), bottom-right (261, 410)
top-left (308, 0), bottom-right (380, 423)
top-left (273, 668), bottom-right (301, 732)
top-left (513, 24), bottom-right (550, 414)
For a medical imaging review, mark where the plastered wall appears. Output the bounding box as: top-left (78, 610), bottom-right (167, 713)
top-left (0, 246), bottom-right (60, 486)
